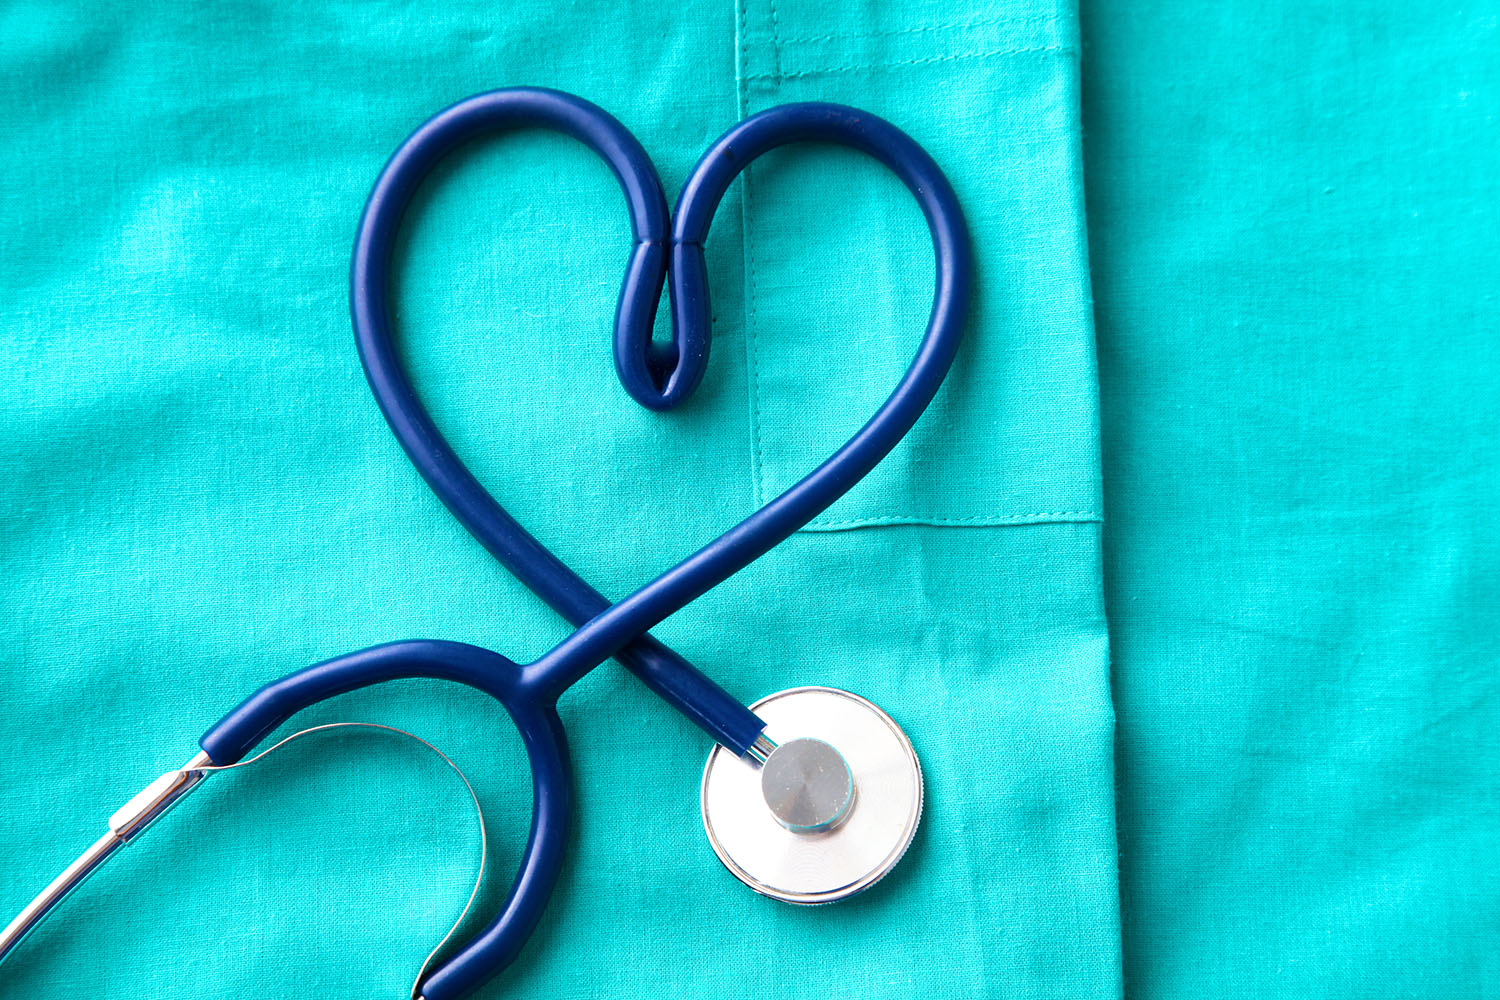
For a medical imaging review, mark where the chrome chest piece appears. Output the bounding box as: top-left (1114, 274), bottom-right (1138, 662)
top-left (700, 687), bottom-right (923, 904)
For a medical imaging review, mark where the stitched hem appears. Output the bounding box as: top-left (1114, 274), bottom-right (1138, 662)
top-left (780, 12), bottom-right (1059, 46)
top-left (742, 44), bottom-right (1076, 82)
top-left (734, 0), bottom-right (768, 509)
top-left (798, 512), bottom-right (1102, 532)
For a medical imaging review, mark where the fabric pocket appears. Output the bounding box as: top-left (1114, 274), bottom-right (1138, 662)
top-left (732, 0), bottom-right (1100, 531)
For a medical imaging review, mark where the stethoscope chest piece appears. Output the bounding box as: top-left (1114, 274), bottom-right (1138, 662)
top-left (700, 687), bottom-right (922, 904)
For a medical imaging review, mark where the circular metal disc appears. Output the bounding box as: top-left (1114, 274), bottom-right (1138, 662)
top-left (760, 737), bottom-right (855, 833)
top-left (701, 687), bottom-right (923, 904)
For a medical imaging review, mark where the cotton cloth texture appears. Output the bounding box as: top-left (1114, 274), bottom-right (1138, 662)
top-left (1, 1), bottom-right (1496, 999)
top-left (1084, 3), bottom-right (1500, 995)
top-left (0, 1), bottom-right (1113, 998)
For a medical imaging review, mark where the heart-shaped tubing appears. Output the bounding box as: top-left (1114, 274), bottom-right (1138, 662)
top-left (204, 95), bottom-right (972, 1000)
top-left (351, 88), bottom-right (767, 757)
top-left (523, 100), bottom-right (974, 701)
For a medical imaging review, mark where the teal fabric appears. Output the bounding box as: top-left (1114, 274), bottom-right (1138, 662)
top-left (5, 1), bottom-right (1496, 997)
top-left (1083, 2), bottom-right (1500, 996)
top-left (0, 3), bottom-right (1116, 999)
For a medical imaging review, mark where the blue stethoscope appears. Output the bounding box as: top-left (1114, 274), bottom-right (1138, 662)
top-left (0, 87), bottom-right (971, 999)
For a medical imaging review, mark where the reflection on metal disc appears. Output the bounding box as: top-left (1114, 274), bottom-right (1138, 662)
top-left (701, 687), bottom-right (922, 904)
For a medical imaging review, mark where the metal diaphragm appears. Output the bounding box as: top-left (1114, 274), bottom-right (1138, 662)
top-left (700, 686), bottom-right (923, 904)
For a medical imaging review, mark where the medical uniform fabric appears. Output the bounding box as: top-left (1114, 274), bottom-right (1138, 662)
top-left (6, 0), bottom-right (1493, 996)
top-left (0, 1), bottom-right (1115, 997)
top-left (1083, 3), bottom-right (1500, 996)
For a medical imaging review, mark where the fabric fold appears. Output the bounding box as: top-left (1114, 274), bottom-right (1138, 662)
top-left (0, 1), bottom-right (1118, 996)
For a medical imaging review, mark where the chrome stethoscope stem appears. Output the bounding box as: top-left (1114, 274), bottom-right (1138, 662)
top-left (745, 732), bottom-right (776, 765)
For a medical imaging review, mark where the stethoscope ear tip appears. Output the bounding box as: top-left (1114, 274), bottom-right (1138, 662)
top-left (700, 686), bottom-right (922, 905)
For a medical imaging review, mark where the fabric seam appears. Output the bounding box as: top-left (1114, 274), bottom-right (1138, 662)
top-left (735, 0), bottom-right (767, 510)
top-left (800, 512), bottom-right (1101, 533)
top-left (743, 44), bottom-right (1075, 82)
top-left (736, 9), bottom-right (1086, 533)
top-left (769, 0), bottom-right (782, 84)
top-left (780, 13), bottom-right (1059, 46)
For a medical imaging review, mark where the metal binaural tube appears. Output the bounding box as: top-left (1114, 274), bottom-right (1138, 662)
top-left (0, 751), bottom-right (212, 966)
top-left (0, 830), bottom-right (124, 964)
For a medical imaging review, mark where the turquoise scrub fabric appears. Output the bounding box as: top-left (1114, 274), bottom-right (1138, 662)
top-left (0, 2), bottom-right (1117, 999)
top-left (1083, 2), bottom-right (1500, 996)
top-left (6, 1), bottom-right (1494, 997)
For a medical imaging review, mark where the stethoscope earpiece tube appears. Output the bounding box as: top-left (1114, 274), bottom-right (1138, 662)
top-left (200, 641), bottom-right (575, 1000)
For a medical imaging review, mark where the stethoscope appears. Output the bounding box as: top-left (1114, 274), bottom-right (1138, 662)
top-left (0, 87), bottom-right (972, 999)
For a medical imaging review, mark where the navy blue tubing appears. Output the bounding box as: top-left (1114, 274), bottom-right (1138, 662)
top-left (201, 91), bottom-right (972, 1000)
top-left (200, 641), bottom-right (569, 997)
top-left (349, 88), bottom-right (764, 756)
top-left (526, 100), bottom-right (973, 699)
